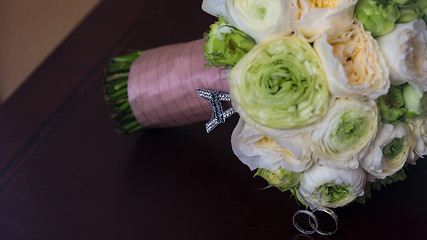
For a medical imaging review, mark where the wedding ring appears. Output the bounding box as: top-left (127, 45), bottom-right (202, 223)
top-left (310, 207), bottom-right (338, 236)
top-left (292, 210), bottom-right (318, 235)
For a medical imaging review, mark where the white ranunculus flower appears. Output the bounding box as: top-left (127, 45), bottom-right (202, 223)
top-left (314, 20), bottom-right (390, 99)
top-left (293, 0), bottom-right (357, 39)
top-left (407, 117), bottom-right (427, 162)
top-left (298, 164), bottom-right (366, 209)
top-left (231, 118), bottom-right (313, 172)
top-left (201, 0), bottom-right (294, 43)
top-left (310, 98), bottom-right (379, 169)
top-left (377, 20), bottom-right (427, 90)
top-left (361, 123), bottom-right (414, 180)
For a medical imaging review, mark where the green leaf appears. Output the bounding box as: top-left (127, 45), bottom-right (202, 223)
top-left (254, 167), bottom-right (301, 192)
top-left (356, 166), bottom-right (408, 204)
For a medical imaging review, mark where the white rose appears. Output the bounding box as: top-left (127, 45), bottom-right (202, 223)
top-left (231, 118), bottom-right (313, 172)
top-left (314, 20), bottom-right (390, 99)
top-left (202, 0), bottom-right (294, 43)
top-left (293, 0), bottom-right (357, 39)
top-left (361, 123), bottom-right (414, 179)
top-left (377, 20), bottom-right (427, 90)
top-left (298, 164), bottom-right (366, 209)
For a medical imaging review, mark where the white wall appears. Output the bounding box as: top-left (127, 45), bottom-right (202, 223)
top-left (0, 0), bottom-right (102, 103)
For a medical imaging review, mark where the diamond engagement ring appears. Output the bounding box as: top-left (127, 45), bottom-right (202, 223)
top-left (293, 210), bottom-right (319, 235)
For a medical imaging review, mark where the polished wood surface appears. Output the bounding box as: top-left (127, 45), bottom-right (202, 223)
top-left (1, 0), bottom-right (426, 239)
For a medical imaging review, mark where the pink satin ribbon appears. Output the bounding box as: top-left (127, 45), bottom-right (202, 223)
top-left (128, 39), bottom-right (229, 128)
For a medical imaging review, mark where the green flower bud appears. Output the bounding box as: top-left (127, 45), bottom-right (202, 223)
top-left (254, 167), bottom-right (301, 192)
top-left (204, 18), bottom-right (256, 67)
top-left (415, 0), bottom-right (427, 22)
top-left (402, 83), bottom-right (427, 118)
top-left (416, 0), bottom-right (427, 9)
top-left (355, 0), bottom-right (400, 37)
top-left (397, 4), bottom-right (424, 23)
top-left (377, 85), bottom-right (407, 124)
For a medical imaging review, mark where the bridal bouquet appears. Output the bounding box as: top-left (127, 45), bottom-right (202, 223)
top-left (105, 0), bottom-right (427, 210)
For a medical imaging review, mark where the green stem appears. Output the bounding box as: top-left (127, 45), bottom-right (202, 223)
top-left (112, 51), bottom-right (143, 63)
top-left (106, 73), bottom-right (129, 82)
top-left (107, 62), bottom-right (132, 74)
top-left (105, 79), bottom-right (128, 94)
top-left (104, 51), bottom-right (143, 134)
top-left (122, 121), bottom-right (140, 131)
top-left (128, 125), bottom-right (143, 134)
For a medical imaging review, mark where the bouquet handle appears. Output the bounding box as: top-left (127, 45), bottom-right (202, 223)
top-left (128, 39), bottom-right (229, 128)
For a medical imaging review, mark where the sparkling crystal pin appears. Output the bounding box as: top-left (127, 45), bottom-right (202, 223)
top-left (197, 88), bottom-right (236, 133)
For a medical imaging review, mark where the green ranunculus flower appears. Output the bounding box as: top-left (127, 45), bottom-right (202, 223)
top-left (355, 0), bottom-right (400, 37)
top-left (204, 17), bottom-right (256, 67)
top-left (229, 36), bottom-right (329, 133)
top-left (377, 85), bottom-right (407, 124)
top-left (397, 4), bottom-right (424, 23)
top-left (254, 167), bottom-right (301, 191)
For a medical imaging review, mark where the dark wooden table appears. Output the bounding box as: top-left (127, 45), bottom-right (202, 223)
top-left (1, 0), bottom-right (426, 239)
